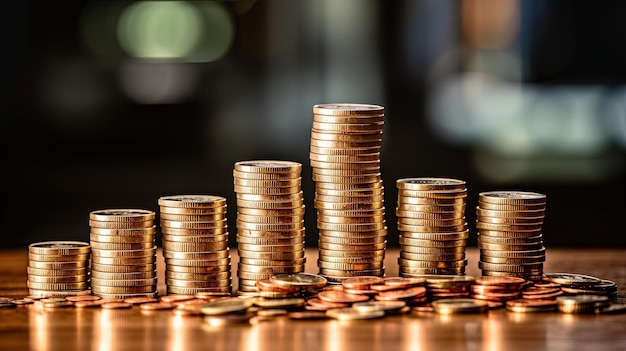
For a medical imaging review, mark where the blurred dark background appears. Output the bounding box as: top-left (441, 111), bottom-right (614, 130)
top-left (2, 0), bottom-right (625, 249)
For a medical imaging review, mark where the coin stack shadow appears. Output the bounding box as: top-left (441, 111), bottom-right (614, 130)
top-left (476, 191), bottom-right (547, 282)
top-left (234, 160), bottom-right (306, 293)
top-left (309, 103), bottom-right (387, 282)
top-left (159, 195), bottom-right (232, 295)
top-left (395, 178), bottom-right (469, 277)
top-left (89, 209), bottom-right (158, 299)
top-left (27, 241), bottom-right (91, 297)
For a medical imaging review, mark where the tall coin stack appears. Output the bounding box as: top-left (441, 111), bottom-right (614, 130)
top-left (27, 241), bottom-right (91, 297)
top-left (310, 103), bottom-right (387, 282)
top-left (476, 191), bottom-right (547, 282)
top-left (396, 178), bottom-right (469, 276)
top-left (159, 195), bottom-right (232, 295)
top-left (233, 160), bottom-right (306, 293)
top-left (89, 209), bottom-right (158, 299)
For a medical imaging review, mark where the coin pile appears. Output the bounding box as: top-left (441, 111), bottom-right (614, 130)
top-left (89, 209), bottom-right (158, 299)
top-left (233, 160), bottom-right (307, 293)
top-left (27, 241), bottom-right (91, 297)
top-left (544, 272), bottom-right (618, 299)
top-left (476, 191), bottom-right (547, 281)
top-left (471, 276), bottom-right (527, 303)
top-left (309, 103), bottom-right (387, 282)
top-left (159, 195), bottom-right (232, 295)
top-left (396, 178), bottom-right (469, 277)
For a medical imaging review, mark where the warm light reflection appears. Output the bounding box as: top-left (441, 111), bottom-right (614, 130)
top-left (482, 314), bottom-right (503, 351)
top-left (405, 320), bottom-right (424, 351)
top-left (30, 303), bottom-right (47, 351)
top-left (169, 315), bottom-right (188, 351)
top-left (324, 320), bottom-right (345, 351)
top-left (95, 310), bottom-right (115, 351)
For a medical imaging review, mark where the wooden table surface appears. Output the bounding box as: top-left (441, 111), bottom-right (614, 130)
top-left (2, 247), bottom-right (626, 351)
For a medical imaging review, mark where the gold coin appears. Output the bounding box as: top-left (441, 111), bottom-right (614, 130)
top-left (309, 138), bottom-right (383, 149)
top-left (93, 292), bottom-right (158, 300)
top-left (89, 220), bottom-right (153, 229)
top-left (315, 181), bottom-right (383, 191)
top-left (478, 261), bottom-right (544, 273)
top-left (236, 191), bottom-right (303, 202)
top-left (399, 266), bottom-right (465, 275)
top-left (27, 281), bottom-right (89, 291)
top-left (477, 202), bottom-right (546, 211)
top-left (317, 241), bottom-right (386, 251)
top-left (91, 277), bottom-right (157, 287)
top-left (27, 266), bottom-right (88, 277)
top-left (319, 228), bottom-right (387, 238)
top-left (399, 246), bottom-right (465, 257)
top-left (163, 251), bottom-right (231, 261)
top-left (313, 103), bottom-right (384, 116)
top-left (309, 152), bottom-right (381, 164)
top-left (89, 209), bottom-right (155, 222)
top-left (236, 221), bottom-right (305, 231)
top-left (396, 210), bottom-right (464, 220)
top-left (311, 120), bottom-right (384, 132)
top-left (478, 191), bottom-right (546, 205)
top-left (233, 177), bottom-right (302, 188)
top-left (236, 249), bottom-right (305, 261)
top-left (161, 219), bottom-right (227, 230)
top-left (477, 234), bottom-right (543, 245)
top-left (398, 196), bottom-right (466, 206)
top-left (309, 145), bottom-right (381, 156)
top-left (233, 185), bottom-right (301, 195)
top-left (159, 206), bottom-right (227, 215)
top-left (310, 130), bottom-right (383, 142)
top-left (398, 258), bottom-right (468, 269)
top-left (477, 242), bottom-right (544, 251)
top-left (312, 173), bottom-right (382, 184)
top-left (235, 199), bottom-right (304, 210)
top-left (90, 233), bottom-right (155, 244)
top-left (325, 307), bottom-right (385, 320)
top-left (90, 226), bottom-right (157, 235)
top-left (169, 286), bottom-right (232, 296)
top-left (160, 227), bottom-right (228, 236)
top-left (237, 257), bottom-right (306, 267)
top-left (397, 188), bottom-right (467, 199)
top-left (396, 178), bottom-right (466, 191)
top-left (29, 241), bottom-right (91, 255)
top-left (91, 247), bottom-right (156, 258)
top-left (159, 213), bottom-right (226, 222)
top-left (237, 242), bottom-right (305, 253)
top-left (316, 208), bottom-right (386, 219)
top-left (475, 222), bottom-right (543, 232)
top-left (27, 274), bottom-right (88, 284)
top-left (310, 159), bottom-right (380, 170)
top-left (401, 239), bottom-right (467, 249)
top-left (315, 255), bottom-right (384, 264)
top-left (480, 255), bottom-right (545, 264)
top-left (397, 203), bottom-right (466, 213)
top-left (236, 206), bottom-right (305, 216)
top-left (234, 160), bottom-right (302, 174)
top-left (315, 193), bottom-right (384, 203)
top-left (317, 260), bottom-right (384, 271)
top-left (233, 170), bottom-right (300, 180)
top-left (91, 255), bottom-right (156, 265)
top-left (476, 229), bottom-right (543, 238)
top-left (318, 235), bottom-right (385, 245)
top-left (312, 113), bottom-right (384, 124)
top-left (100, 302), bottom-right (133, 309)
top-left (477, 216), bottom-right (544, 225)
top-left (200, 297), bottom-right (255, 315)
top-left (236, 271), bottom-right (273, 281)
top-left (318, 248), bottom-right (384, 258)
top-left (556, 295), bottom-right (609, 314)
top-left (399, 230), bottom-right (469, 241)
top-left (91, 262), bottom-right (156, 273)
top-left (319, 268), bottom-right (384, 278)
top-left (431, 298), bottom-right (488, 314)
top-left (162, 240), bottom-right (229, 252)
top-left (317, 214), bottom-right (386, 224)
top-left (158, 195), bottom-right (227, 208)
top-left (476, 207), bottom-right (545, 218)
top-left (237, 263), bottom-right (304, 275)
top-left (28, 253), bottom-right (90, 262)
top-left (479, 247), bottom-right (546, 258)
top-left (397, 223), bottom-right (467, 233)
top-left (161, 233), bottom-right (230, 243)
top-left (91, 270), bottom-right (157, 280)
top-left (91, 285), bottom-right (157, 295)
top-left (397, 217), bottom-right (466, 227)
top-left (312, 167), bottom-right (382, 177)
top-left (235, 235), bottom-right (304, 246)
top-left (236, 228), bottom-right (305, 239)
top-left (397, 252), bottom-right (465, 262)
top-left (90, 241), bottom-right (155, 250)
top-left (165, 264), bottom-right (230, 274)
top-left (166, 279), bottom-right (232, 289)
top-left (315, 185), bottom-right (384, 196)
top-left (316, 221), bottom-right (386, 232)
top-left (236, 213), bottom-right (304, 224)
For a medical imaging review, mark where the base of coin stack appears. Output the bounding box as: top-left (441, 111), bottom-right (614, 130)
top-left (395, 177), bottom-right (469, 277)
top-left (89, 209), bottom-right (158, 299)
top-left (309, 103), bottom-right (388, 282)
top-left (476, 191), bottom-right (547, 282)
top-left (27, 241), bottom-right (91, 298)
top-left (159, 195), bottom-right (232, 295)
top-left (233, 160), bottom-right (306, 293)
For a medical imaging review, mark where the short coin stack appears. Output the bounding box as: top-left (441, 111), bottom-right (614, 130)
top-left (89, 209), bottom-right (158, 299)
top-left (27, 241), bottom-right (91, 297)
top-left (476, 191), bottom-right (547, 281)
top-left (234, 160), bottom-right (306, 293)
top-left (396, 178), bottom-right (469, 276)
top-left (310, 103), bottom-right (387, 282)
top-left (159, 195), bottom-right (232, 295)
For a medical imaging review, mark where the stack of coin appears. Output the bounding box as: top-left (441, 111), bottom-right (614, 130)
top-left (89, 209), bottom-right (158, 299)
top-left (423, 275), bottom-right (475, 300)
top-left (476, 191), bottom-right (547, 281)
top-left (396, 178), bottom-right (468, 276)
top-left (159, 195), bottom-right (232, 295)
top-left (233, 160), bottom-right (306, 293)
top-left (27, 241), bottom-right (91, 297)
top-left (310, 103), bottom-right (387, 282)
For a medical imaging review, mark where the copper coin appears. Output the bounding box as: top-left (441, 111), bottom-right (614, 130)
top-left (101, 302), bottom-right (133, 309)
top-left (317, 290), bottom-right (370, 304)
top-left (66, 295), bottom-right (101, 302)
top-left (140, 302), bottom-right (176, 310)
top-left (160, 295), bottom-right (195, 303)
top-left (474, 276), bottom-right (526, 287)
top-left (74, 300), bottom-right (105, 308)
top-left (288, 311), bottom-right (330, 320)
top-left (341, 276), bottom-right (385, 290)
top-left (375, 287), bottom-right (427, 301)
top-left (305, 297), bottom-right (349, 311)
top-left (124, 297), bottom-right (159, 305)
